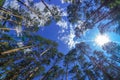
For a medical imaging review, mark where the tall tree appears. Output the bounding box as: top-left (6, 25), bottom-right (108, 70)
top-left (0, 0), bottom-right (64, 80)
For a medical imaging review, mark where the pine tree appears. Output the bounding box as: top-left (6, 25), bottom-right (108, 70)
top-left (0, 0), bottom-right (64, 80)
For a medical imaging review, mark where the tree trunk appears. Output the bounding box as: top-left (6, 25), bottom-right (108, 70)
top-left (65, 63), bottom-right (68, 80)
top-left (1, 45), bottom-right (33, 55)
top-left (94, 6), bottom-right (118, 25)
top-left (0, 7), bottom-right (23, 19)
top-left (26, 67), bottom-right (39, 80)
top-left (17, 0), bottom-right (42, 19)
top-left (40, 58), bottom-right (58, 80)
top-left (41, 0), bottom-right (54, 17)
top-left (40, 48), bottom-right (50, 56)
top-left (83, 52), bottom-right (114, 80)
top-left (40, 66), bottom-right (54, 80)
top-left (90, 57), bottom-right (114, 80)
top-left (0, 28), bottom-right (15, 30)
top-left (0, 15), bottom-right (21, 25)
top-left (91, 0), bottom-right (112, 16)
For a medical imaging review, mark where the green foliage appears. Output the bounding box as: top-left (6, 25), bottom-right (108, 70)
top-left (108, 0), bottom-right (120, 8)
top-left (0, 0), bottom-right (5, 6)
top-left (67, 3), bottom-right (81, 23)
top-left (0, 0), bottom-right (64, 79)
top-left (1, 0), bottom-right (120, 80)
top-left (2, 34), bottom-right (13, 40)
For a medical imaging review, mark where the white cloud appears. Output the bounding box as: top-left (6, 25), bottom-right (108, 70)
top-left (3, 0), bottom-right (20, 9)
top-left (60, 32), bottom-right (78, 49)
top-left (61, 0), bottom-right (65, 4)
top-left (24, 48), bottom-right (32, 54)
top-left (3, 0), bottom-right (9, 8)
top-left (61, 11), bottom-right (67, 16)
top-left (17, 41), bottom-right (24, 47)
top-left (10, 0), bottom-right (20, 10)
top-left (24, 0), bottom-right (29, 6)
top-left (57, 19), bottom-right (68, 29)
top-left (15, 26), bottom-right (22, 37)
top-left (58, 23), bottom-right (79, 49)
top-left (34, 2), bottom-right (45, 11)
top-left (28, 0), bottom-right (33, 2)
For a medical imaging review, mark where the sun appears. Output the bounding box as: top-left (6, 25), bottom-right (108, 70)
top-left (95, 34), bottom-right (110, 46)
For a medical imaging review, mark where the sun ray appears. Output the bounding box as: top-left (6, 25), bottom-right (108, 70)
top-left (95, 34), bottom-right (110, 46)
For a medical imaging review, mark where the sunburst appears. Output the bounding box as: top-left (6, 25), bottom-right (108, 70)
top-left (95, 34), bottom-right (110, 46)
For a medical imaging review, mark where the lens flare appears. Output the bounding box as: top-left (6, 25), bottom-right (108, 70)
top-left (95, 34), bottom-right (110, 46)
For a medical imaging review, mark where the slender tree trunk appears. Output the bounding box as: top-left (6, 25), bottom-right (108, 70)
top-left (99, 19), bottom-right (115, 33)
top-left (17, 0), bottom-right (42, 19)
top-left (40, 58), bottom-right (58, 80)
top-left (89, 57), bottom-right (114, 80)
top-left (6, 59), bottom-right (33, 80)
top-left (65, 63), bottom-right (68, 80)
top-left (0, 42), bottom-right (8, 45)
top-left (0, 15), bottom-right (21, 25)
top-left (19, 61), bottom-right (36, 79)
top-left (102, 19), bottom-right (115, 27)
top-left (82, 1), bottom-right (117, 29)
top-left (91, 0), bottom-right (112, 16)
top-left (97, 53), bottom-right (120, 72)
top-left (2, 21), bottom-right (7, 26)
top-left (102, 58), bottom-right (120, 72)
top-left (0, 45), bottom-right (33, 55)
top-left (82, 9), bottom-right (114, 29)
top-left (83, 52), bottom-right (114, 79)
top-left (0, 59), bottom-right (13, 67)
top-left (40, 47), bottom-right (50, 56)
top-left (106, 61), bottom-right (120, 72)
top-left (93, 60), bottom-right (114, 80)
top-left (26, 67), bottom-right (39, 80)
top-left (41, 0), bottom-right (54, 17)
top-left (81, 0), bottom-right (111, 27)
top-left (40, 66), bottom-right (54, 80)
top-left (94, 6), bottom-right (118, 25)
top-left (0, 15), bottom-right (28, 26)
top-left (111, 56), bottom-right (120, 63)
top-left (0, 7), bottom-right (23, 19)
top-left (0, 28), bottom-right (15, 30)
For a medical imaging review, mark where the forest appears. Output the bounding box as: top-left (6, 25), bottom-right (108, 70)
top-left (0, 0), bottom-right (120, 80)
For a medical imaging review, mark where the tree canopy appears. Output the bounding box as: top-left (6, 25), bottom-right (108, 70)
top-left (0, 0), bottom-right (120, 80)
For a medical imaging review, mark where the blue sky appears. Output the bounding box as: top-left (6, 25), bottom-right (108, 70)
top-left (36, 0), bottom-right (120, 54)
top-left (3, 0), bottom-right (120, 54)
top-left (37, 21), bottom-right (69, 54)
top-left (37, 16), bottom-right (120, 54)
top-left (36, 0), bottom-right (72, 54)
top-left (1, 0), bottom-right (120, 80)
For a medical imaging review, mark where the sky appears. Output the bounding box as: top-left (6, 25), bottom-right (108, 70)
top-left (37, 0), bottom-right (72, 54)
top-left (1, 0), bottom-right (120, 80)
top-left (3, 0), bottom-right (120, 54)
top-left (36, 0), bottom-right (120, 54)
top-left (37, 21), bottom-right (70, 54)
